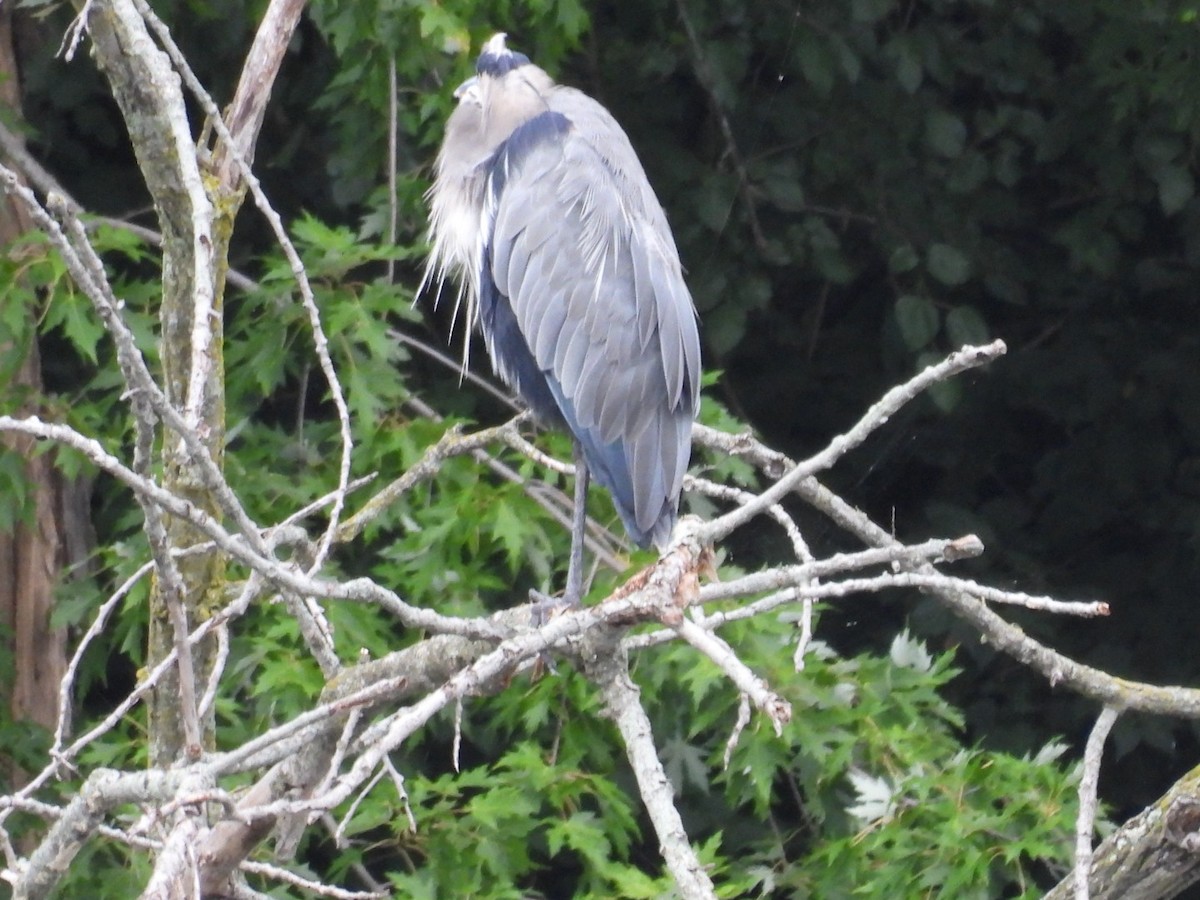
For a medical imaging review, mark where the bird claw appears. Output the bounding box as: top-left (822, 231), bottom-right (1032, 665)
top-left (528, 589), bottom-right (581, 676)
top-left (528, 588), bottom-right (580, 628)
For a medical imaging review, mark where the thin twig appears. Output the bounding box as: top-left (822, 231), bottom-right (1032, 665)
top-left (52, 559), bottom-right (154, 753)
top-left (0, 414), bottom-right (500, 638)
top-left (238, 859), bottom-right (388, 899)
top-left (386, 56), bottom-right (398, 284)
top-left (390, 327), bottom-right (519, 410)
top-left (671, 617), bottom-right (791, 732)
top-left (697, 341), bottom-right (1007, 543)
top-left (722, 693), bottom-right (752, 770)
top-left (389, 337), bottom-right (627, 567)
top-left (1075, 707), bottom-right (1119, 900)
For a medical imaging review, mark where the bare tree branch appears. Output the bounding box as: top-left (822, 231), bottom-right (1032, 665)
top-left (0, 414), bottom-right (502, 638)
top-left (1046, 762), bottom-right (1200, 900)
top-left (671, 616), bottom-right (791, 732)
top-left (589, 634), bottom-right (718, 900)
top-left (696, 340), bottom-right (1007, 543)
top-left (207, 0), bottom-right (307, 190)
top-left (1074, 707), bottom-right (1120, 900)
top-left (3, 4), bottom-right (1197, 896)
top-left (14, 769), bottom-right (189, 899)
top-left (694, 419), bottom-right (1200, 719)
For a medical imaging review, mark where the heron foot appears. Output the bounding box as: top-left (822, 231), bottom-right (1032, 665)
top-left (527, 588), bottom-right (581, 675)
top-left (528, 587), bottom-right (580, 628)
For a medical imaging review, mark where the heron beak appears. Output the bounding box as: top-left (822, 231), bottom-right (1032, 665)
top-left (453, 76), bottom-right (479, 100)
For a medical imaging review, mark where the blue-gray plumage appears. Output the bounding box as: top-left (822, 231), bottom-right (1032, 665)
top-left (426, 34), bottom-right (701, 597)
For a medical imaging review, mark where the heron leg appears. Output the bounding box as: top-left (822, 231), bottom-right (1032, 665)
top-left (563, 439), bottom-right (590, 607)
top-left (530, 439), bottom-right (590, 625)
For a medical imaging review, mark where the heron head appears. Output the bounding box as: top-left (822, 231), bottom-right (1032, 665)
top-left (475, 33), bottom-right (530, 78)
top-left (452, 33), bottom-right (552, 127)
top-left (449, 33), bottom-right (528, 105)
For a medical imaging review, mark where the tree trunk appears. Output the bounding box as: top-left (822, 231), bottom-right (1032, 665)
top-left (0, 3), bottom-right (89, 787)
top-left (84, 0), bottom-right (226, 767)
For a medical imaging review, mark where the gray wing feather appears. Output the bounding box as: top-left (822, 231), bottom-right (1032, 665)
top-left (630, 229), bottom-right (658, 350)
top-left (647, 245), bottom-right (684, 403)
top-left (488, 88), bottom-right (701, 539)
top-left (555, 300), bottom-right (591, 395)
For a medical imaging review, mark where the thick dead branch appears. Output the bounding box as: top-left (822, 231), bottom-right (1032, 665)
top-left (140, 813), bottom-right (202, 900)
top-left (134, 0), bottom-right (354, 572)
top-left (586, 631), bottom-right (718, 900)
top-left (13, 769), bottom-right (188, 899)
top-left (1045, 763), bottom-right (1200, 900)
top-left (207, 0), bottom-right (307, 191)
top-left (83, 0), bottom-right (226, 764)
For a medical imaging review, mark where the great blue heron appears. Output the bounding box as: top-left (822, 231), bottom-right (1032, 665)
top-left (425, 33), bottom-right (701, 606)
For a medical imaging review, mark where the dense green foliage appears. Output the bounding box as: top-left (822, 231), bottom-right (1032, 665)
top-left (0, 199), bottom-right (1083, 899)
top-left (577, 0), bottom-right (1200, 811)
top-left (4, 0), bottom-right (1200, 895)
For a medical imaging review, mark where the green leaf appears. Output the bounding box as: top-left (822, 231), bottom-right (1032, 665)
top-left (1154, 163), bottom-right (1194, 214)
top-left (845, 768), bottom-right (896, 824)
top-left (891, 36), bottom-right (923, 93)
top-left (851, 0), bottom-right (893, 23)
top-left (947, 151), bottom-right (989, 193)
top-left (661, 734), bottom-right (711, 794)
top-left (759, 164), bottom-right (807, 212)
top-left (926, 242), bottom-right (972, 286)
top-left (890, 631), bottom-right (934, 672)
top-left (489, 499), bottom-right (526, 572)
top-left (945, 305), bottom-right (990, 347)
top-left (546, 811), bottom-right (612, 867)
top-left (832, 35), bottom-right (862, 83)
top-left (0, 448), bottom-right (32, 532)
top-left (925, 109), bottom-right (967, 158)
top-left (888, 245), bottom-right (920, 274)
top-left (694, 174), bottom-right (738, 233)
top-left (798, 30), bottom-right (836, 97)
top-left (702, 301), bottom-right (747, 355)
top-left (895, 295), bottom-right (940, 351)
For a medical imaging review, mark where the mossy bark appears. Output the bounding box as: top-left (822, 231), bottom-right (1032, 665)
top-left (85, 0), bottom-right (230, 767)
